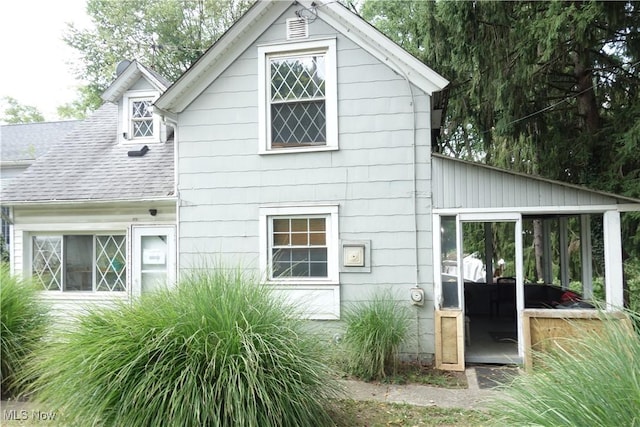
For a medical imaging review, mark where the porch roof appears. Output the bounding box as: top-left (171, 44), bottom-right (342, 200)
top-left (431, 153), bottom-right (640, 211)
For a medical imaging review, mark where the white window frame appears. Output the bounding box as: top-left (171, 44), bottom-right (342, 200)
top-left (258, 38), bottom-right (338, 154)
top-left (122, 90), bottom-right (160, 143)
top-left (259, 205), bottom-right (339, 285)
top-left (29, 232), bottom-right (128, 293)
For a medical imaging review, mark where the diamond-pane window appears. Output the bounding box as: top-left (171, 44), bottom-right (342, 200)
top-left (31, 234), bottom-right (127, 292)
top-left (95, 235), bottom-right (127, 291)
top-left (131, 99), bottom-right (153, 138)
top-left (32, 236), bottom-right (62, 290)
top-left (271, 217), bottom-right (328, 278)
top-left (269, 54), bottom-right (326, 146)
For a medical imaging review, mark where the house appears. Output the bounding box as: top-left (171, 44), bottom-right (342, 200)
top-left (0, 120), bottom-right (80, 251)
top-left (2, 0), bottom-right (639, 370)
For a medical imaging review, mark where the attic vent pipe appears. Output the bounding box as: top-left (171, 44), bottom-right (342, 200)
top-left (128, 145), bottom-right (149, 157)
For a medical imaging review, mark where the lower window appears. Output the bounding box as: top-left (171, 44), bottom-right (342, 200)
top-left (261, 206), bottom-right (338, 284)
top-left (272, 217), bottom-right (328, 278)
top-left (32, 234), bottom-right (127, 292)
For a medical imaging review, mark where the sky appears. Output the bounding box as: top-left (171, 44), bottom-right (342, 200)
top-left (0, 0), bottom-right (92, 121)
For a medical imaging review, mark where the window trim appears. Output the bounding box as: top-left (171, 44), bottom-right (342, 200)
top-left (122, 90), bottom-right (160, 143)
top-left (258, 38), bottom-right (338, 154)
top-left (29, 232), bottom-right (128, 293)
top-left (259, 205), bottom-right (339, 285)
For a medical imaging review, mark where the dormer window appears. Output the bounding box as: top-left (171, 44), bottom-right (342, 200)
top-left (131, 99), bottom-right (153, 137)
top-left (122, 91), bottom-right (160, 143)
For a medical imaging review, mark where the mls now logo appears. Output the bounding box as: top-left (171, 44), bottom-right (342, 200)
top-left (3, 409), bottom-right (57, 421)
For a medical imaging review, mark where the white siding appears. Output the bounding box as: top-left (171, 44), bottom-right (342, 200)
top-left (177, 7), bottom-right (436, 358)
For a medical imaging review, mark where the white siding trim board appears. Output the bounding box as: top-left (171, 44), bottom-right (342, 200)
top-left (433, 205), bottom-right (631, 215)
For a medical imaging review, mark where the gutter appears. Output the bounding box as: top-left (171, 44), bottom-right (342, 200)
top-left (2, 197), bottom-right (178, 207)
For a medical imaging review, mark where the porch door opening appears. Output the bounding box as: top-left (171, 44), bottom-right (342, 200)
top-left (461, 221), bottom-right (520, 364)
top-left (132, 226), bottom-right (176, 297)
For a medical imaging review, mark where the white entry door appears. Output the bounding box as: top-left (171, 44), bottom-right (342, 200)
top-left (131, 226), bottom-right (176, 297)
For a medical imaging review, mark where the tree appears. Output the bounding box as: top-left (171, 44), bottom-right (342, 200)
top-left (63, 0), bottom-right (255, 114)
top-left (361, 1), bottom-right (640, 195)
top-left (56, 85), bottom-right (102, 120)
top-left (1, 97), bottom-right (45, 124)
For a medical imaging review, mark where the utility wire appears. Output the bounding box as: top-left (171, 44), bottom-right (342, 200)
top-left (479, 58), bottom-right (640, 134)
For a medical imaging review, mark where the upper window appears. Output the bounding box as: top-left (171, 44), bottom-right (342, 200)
top-left (260, 205), bottom-right (339, 284)
top-left (31, 234), bottom-right (127, 292)
top-left (258, 39), bottom-right (337, 154)
top-left (131, 98), bottom-right (153, 138)
top-left (122, 91), bottom-right (160, 142)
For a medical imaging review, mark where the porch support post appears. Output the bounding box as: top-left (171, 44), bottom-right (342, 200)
top-left (580, 214), bottom-right (593, 300)
top-left (542, 219), bottom-right (553, 284)
top-left (484, 222), bottom-right (493, 284)
top-left (559, 217), bottom-right (569, 289)
top-left (603, 210), bottom-right (624, 309)
top-left (515, 216), bottom-right (524, 358)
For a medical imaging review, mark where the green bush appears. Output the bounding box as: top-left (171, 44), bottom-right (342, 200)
top-left (625, 258), bottom-right (640, 313)
top-left (492, 310), bottom-right (640, 425)
top-left (342, 291), bottom-right (411, 380)
top-left (0, 264), bottom-right (48, 399)
top-left (24, 268), bottom-right (341, 427)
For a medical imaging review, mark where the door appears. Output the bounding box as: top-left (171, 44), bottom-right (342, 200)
top-left (434, 213), bottom-right (524, 370)
top-left (131, 226), bottom-right (176, 297)
top-left (434, 215), bottom-right (465, 370)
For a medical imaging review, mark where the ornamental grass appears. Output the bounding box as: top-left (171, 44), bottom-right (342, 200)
top-left (342, 290), bottom-right (411, 380)
top-left (492, 310), bottom-right (640, 426)
top-left (23, 267), bottom-right (341, 427)
top-left (0, 264), bottom-right (48, 399)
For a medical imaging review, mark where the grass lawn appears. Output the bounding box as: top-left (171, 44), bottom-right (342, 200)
top-left (325, 362), bottom-right (492, 426)
top-left (378, 362), bottom-right (468, 388)
top-left (330, 400), bottom-right (492, 426)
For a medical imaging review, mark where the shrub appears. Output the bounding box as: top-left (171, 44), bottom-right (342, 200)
top-left (491, 310), bottom-right (640, 425)
top-left (342, 291), bottom-right (411, 380)
top-left (0, 264), bottom-right (48, 399)
top-left (24, 268), bottom-right (341, 427)
top-left (625, 257), bottom-right (640, 313)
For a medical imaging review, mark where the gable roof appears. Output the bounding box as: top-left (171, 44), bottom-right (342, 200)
top-left (155, 0), bottom-right (449, 114)
top-left (1, 103), bottom-right (175, 205)
top-left (431, 153), bottom-right (640, 210)
top-left (1, 120), bottom-right (80, 165)
top-left (102, 60), bottom-right (171, 103)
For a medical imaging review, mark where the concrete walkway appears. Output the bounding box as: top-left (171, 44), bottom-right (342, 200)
top-left (341, 367), bottom-right (500, 410)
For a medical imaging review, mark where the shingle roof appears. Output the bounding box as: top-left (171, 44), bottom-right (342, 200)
top-left (1, 120), bottom-right (80, 163)
top-left (1, 103), bottom-right (175, 204)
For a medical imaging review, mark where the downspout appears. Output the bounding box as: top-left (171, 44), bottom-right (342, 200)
top-left (406, 75), bottom-right (421, 360)
top-left (388, 60), bottom-right (420, 358)
top-left (162, 114), bottom-right (180, 278)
